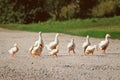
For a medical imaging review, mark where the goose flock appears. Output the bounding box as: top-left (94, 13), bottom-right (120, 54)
top-left (8, 32), bottom-right (111, 58)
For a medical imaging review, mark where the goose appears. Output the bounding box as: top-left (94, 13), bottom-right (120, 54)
top-left (67, 39), bottom-right (75, 55)
top-left (8, 43), bottom-right (19, 58)
top-left (34, 32), bottom-right (44, 48)
top-left (82, 35), bottom-right (91, 52)
top-left (46, 33), bottom-right (60, 51)
top-left (49, 45), bottom-right (59, 58)
top-left (98, 34), bottom-right (111, 54)
top-left (29, 42), bottom-right (42, 57)
top-left (84, 45), bottom-right (97, 56)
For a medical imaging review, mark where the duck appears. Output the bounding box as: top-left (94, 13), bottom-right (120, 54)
top-left (34, 32), bottom-right (44, 48)
top-left (45, 33), bottom-right (60, 51)
top-left (82, 35), bottom-right (91, 52)
top-left (29, 42), bottom-right (42, 57)
top-left (49, 45), bottom-right (59, 58)
top-left (8, 43), bottom-right (19, 58)
top-left (84, 45), bottom-right (97, 56)
top-left (98, 34), bottom-right (111, 54)
top-left (67, 38), bottom-right (75, 55)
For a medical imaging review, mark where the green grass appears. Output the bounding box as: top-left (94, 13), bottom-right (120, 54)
top-left (0, 17), bottom-right (120, 39)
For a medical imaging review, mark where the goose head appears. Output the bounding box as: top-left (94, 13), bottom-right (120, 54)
top-left (87, 35), bottom-right (89, 38)
top-left (39, 32), bottom-right (42, 36)
top-left (14, 43), bottom-right (18, 47)
top-left (56, 33), bottom-right (63, 37)
top-left (86, 35), bottom-right (90, 42)
top-left (56, 33), bottom-right (60, 37)
top-left (106, 34), bottom-right (111, 38)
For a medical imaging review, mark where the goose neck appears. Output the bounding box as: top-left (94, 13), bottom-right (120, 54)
top-left (55, 35), bottom-right (58, 42)
top-left (39, 35), bottom-right (42, 41)
top-left (86, 38), bottom-right (89, 43)
top-left (105, 36), bottom-right (109, 41)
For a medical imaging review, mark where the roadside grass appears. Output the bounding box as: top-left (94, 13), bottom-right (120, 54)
top-left (0, 17), bottom-right (120, 39)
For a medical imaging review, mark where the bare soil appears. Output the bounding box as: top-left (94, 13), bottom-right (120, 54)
top-left (0, 28), bottom-right (120, 80)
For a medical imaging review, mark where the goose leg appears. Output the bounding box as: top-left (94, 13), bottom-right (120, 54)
top-left (38, 54), bottom-right (41, 57)
top-left (30, 54), bottom-right (34, 58)
top-left (52, 55), bottom-right (56, 58)
top-left (30, 52), bottom-right (33, 57)
top-left (103, 50), bottom-right (106, 54)
top-left (68, 49), bottom-right (71, 55)
top-left (92, 52), bottom-right (95, 56)
top-left (31, 54), bottom-right (35, 58)
top-left (30, 52), bottom-right (34, 58)
top-left (11, 53), bottom-right (15, 59)
top-left (73, 49), bottom-right (75, 54)
top-left (85, 51), bottom-right (90, 56)
top-left (55, 53), bottom-right (57, 57)
top-left (54, 54), bottom-right (57, 58)
top-left (50, 54), bottom-right (54, 58)
top-left (84, 52), bottom-right (87, 56)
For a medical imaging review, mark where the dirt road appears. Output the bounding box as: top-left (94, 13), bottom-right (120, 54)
top-left (0, 28), bottom-right (120, 80)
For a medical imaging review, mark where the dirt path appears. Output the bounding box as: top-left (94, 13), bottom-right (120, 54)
top-left (0, 28), bottom-right (120, 80)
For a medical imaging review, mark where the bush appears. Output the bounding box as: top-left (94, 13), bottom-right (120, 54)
top-left (91, 0), bottom-right (117, 17)
top-left (60, 3), bottom-right (79, 20)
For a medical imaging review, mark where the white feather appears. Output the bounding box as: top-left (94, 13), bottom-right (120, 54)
top-left (98, 34), bottom-right (110, 50)
top-left (49, 46), bottom-right (59, 55)
top-left (46, 33), bottom-right (59, 51)
top-left (34, 32), bottom-right (44, 48)
top-left (82, 35), bottom-right (91, 52)
top-left (67, 39), bottom-right (75, 50)
top-left (8, 43), bottom-right (19, 55)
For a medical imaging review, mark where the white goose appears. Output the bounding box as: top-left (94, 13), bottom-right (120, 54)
top-left (98, 34), bottom-right (111, 54)
top-left (46, 33), bottom-right (60, 51)
top-left (8, 43), bottom-right (19, 58)
top-left (29, 42), bottom-right (42, 57)
top-left (67, 39), bottom-right (75, 55)
top-left (49, 45), bottom-right (59, 58)
top-left (82, 35), bottom-right (91, 52)
top-left (34, 32), bottom-right (44, 48)
top-left (85, 45), bottom-right (97, 56)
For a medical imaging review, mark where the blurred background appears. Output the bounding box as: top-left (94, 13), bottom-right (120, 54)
top-left (0, 0), bottom-right (120, 39)
top-left (0, 0), bottom-right (120, 23)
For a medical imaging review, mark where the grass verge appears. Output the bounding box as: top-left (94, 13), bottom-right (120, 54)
top-left (0, 17), bottom-right (120, 39)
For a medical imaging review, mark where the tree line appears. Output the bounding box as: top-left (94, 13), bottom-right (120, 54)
top-left (0, 0), bottom-right (120, 23)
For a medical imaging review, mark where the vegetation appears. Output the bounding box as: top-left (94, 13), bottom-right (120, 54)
top-left (0, 0), bottom-right (119, 39)
top-left (0, 17), bottom-right (120, 39)
top-left (0, 0), bottom-right (120, 23)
